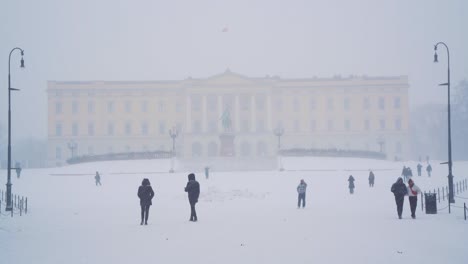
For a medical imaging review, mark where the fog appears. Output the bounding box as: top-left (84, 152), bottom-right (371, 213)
top-left (0, 0), bottom-right (467, 149)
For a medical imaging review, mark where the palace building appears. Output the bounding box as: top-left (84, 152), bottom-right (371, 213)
top-left (47, 70), bottom-right (410, 166)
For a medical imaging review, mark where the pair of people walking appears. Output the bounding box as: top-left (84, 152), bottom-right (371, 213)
top-left (137, 173), bottom-right (200, 225)
top-left (391, 177), bottom-right (421, 219)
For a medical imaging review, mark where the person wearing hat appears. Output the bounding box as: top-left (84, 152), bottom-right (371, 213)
top-left (391, 177), bottom-right (408, 219)
top-left (296, 179), bottom-right (307, 208)
top-left (185, 173), bottom-right (200, 222)
top-left (137, 178), bottom-right (155, 225)
top-left (407, 179), bottom-right (421, 219)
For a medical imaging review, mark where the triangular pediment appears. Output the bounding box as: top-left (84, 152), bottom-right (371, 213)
top-left (200, 69), bottom-right (257, 86)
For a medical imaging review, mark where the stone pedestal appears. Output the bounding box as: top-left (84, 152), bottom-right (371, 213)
top-left (219, 133), bottom-right (235, 157)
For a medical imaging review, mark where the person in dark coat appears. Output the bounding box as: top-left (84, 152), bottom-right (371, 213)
top-left (368, 170), bottom-right (375, 187)
top-left (348, 175), bottom-right (355, 194)
top-left (391, 177), bottom-right (407, 219)
top-left (185, 173), bottom-right (200, 222)
top-left (15, 162), bottom-right (22, 179)
top-left (417, 163), bottom-right (422, 176)
top-left (95, 171), bottom-right (102, 186)
top-left (137, 178), bottom-right (155, 225)
top-left (426, 164), bottom-right (432, 177)
top-left (296, 179), bottom-right (307, 208)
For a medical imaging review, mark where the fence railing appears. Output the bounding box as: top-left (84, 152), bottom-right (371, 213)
top-left (0, 189), bottom-right (28, 217)
top-left (421, 178), bottom-right (468, 220)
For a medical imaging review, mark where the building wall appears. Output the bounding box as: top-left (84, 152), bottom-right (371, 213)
top-left (47, 71), bottom-right (409, 166)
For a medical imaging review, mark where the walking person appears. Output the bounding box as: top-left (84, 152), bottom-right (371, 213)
top-left (137, 178), bottom-right (155, 225)
top-left (401, 166), bottom-right (407, 182)
top-left (15, 162), bottom-right (22, 179)
top-left (407, 179), bottom-right (421, 219)
top-left (391, 177), bottom-right (408, 219)
top-left (417, 163), bottom-right (422, 176)
top-left (185, 173), bottom-right (200, 222)
top-left (426, 164), bottom-right (432, 177)
top-left (368, 170), bottom-right (375, 187)
top-left (348, 175), bottom-right (355, 194)
top-left (297, 179), bottom-right (307, 208)
top-left (95, 171), bottom-right (102, 186)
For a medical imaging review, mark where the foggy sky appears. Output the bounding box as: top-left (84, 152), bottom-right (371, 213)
top-left (1, 0), bottom-right (467, 140)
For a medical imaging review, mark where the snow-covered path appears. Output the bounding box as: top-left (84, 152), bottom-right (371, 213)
top-left (1, 158), bottom-right (467, 264)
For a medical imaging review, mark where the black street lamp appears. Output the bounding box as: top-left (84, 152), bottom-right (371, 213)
top-left (68, 140), bottom-right (78, 159)
top-left (169, 127), bottom-right (179, 173)
top-left (273, 125), bottom-right (284, 171)
top-left (434, 42), bottom-right (455, 203)
top-left (6, 47), bottom-right (25, 211)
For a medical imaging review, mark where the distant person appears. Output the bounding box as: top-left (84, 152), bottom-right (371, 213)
top-left (297, 179), bottom-right (307, 208)
top-left (391, 177), bottom-right (407, 219)
top-left (204, 166), bottom-right (210, 180)
top-left (426, 164), bottom-right (432, 177)
top-left (137, 178), bottom-right (155, 225)
top-left (15, 162), bottom-right (22, 179)
top-left (401, 166), bottom-right (407, 182)
top-left (408, 167), bottom-right (413, 179)
top-left (348, 175), bottom-right (355, 194)
top-left (417, 163), bottom-right (423, 176)
top-left (368, 170), bottom-right (375, 187)
top-left (185, 173), bottom-right (200, 222)
top-left (407, 179), bottom-right (421, 219)
top-left (95, 171), bottom-right (102, 186)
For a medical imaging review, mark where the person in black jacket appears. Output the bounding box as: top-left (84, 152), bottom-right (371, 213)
top-left (185, 173), bottom-right (200, 222)
top-left (348, 175), bottom-right (355, 194)
top-left (137, 178), bottom-right (155, 225)
top-left (391, 177), bottom-right (407, 219)
top-left (368, 170), bottom-right (375, 187)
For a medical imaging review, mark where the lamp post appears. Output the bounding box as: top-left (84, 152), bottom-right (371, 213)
top-left (434, 42), bottom-right (455, 203)
top-left (6, 47), bottom-right (25, 211)
top-left (68, 140), bottom-right (77, 159)
top-left (273, 125), bottom-right (284, 171)
top-left (169, 127), bottom-right (179, 173)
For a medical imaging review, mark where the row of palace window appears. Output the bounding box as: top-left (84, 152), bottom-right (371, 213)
top-left (54, 140), bottom-right (403, 159)
top-left (54, 118), bottom-right (403, 137)
top-left (54, 96), bottom-right (402, 115)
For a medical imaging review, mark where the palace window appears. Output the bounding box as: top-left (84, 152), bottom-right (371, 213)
top-left (141, 122), bottom-right (148, 135)
top-left (394, 97), bottom-right (401, 109)
top-left (378, 97), bottom-right (385, 110)
top-left (159, 121), bottom-right (166, 135)
top-left (107, 101), bottom-right (114, 113)
top-left (88, 101), bottom-right (95, 114)
top-left (141, 101), bottom-right (148, 113)
top-left (72, 123), bottom-right (79, 136)
top-left (55, 123), bottom-right (62, 136)
top-left (56, 147), bottom-right (62, 159)
top-left (327, 98), bottom-right (334, 111)
top-left (345, 120), bottom-right (351, 131)
top-left (310, 120), bottom-right (316, 131)
top-left (379, 119), bottom-right (386, 130)
top-left (55, 102), bottom-right (62, 114)
top-left (395, 118), bottom-right (402, 131)
top-left (125, 122), bottom-right (132, 135)
top-left (107, 123), bottom-right (114, 136)
top-left (293, 97), bottom-right (300, 112)
top-left (72, 101), bottom-right (79, 114)
top-left (343, 98), bottom-right (350, 111)
top-left (88, 122), bottom-right (95, 136)
top-left (327, 120), bottom-right (334, 131)
top-left (363, 97), bottom-right (370, 110)
top-left (125, 101), bottom-right (132, 113)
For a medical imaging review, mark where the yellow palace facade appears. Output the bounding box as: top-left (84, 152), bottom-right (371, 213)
top-left (47, 70), bottom-right (409, 166)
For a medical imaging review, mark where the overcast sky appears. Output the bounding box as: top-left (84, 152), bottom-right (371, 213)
top-left (0, 0), bottom-right (467, 140)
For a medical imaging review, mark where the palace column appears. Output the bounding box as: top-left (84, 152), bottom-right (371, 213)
top-left (250, 94), bottom-right (256, 132)
top-left (202, 95), bottom-right (207, 133)
top-left (217, 95), bottom-right (223, 131)
top-left (234, 95), bottom-right (240, 133)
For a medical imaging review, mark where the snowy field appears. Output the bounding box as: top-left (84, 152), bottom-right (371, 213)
top-left (1, 157), bottom-right (468, 264)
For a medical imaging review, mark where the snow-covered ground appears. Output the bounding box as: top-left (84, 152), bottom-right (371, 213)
top-left (1, 157), bottom-right (468, 264)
